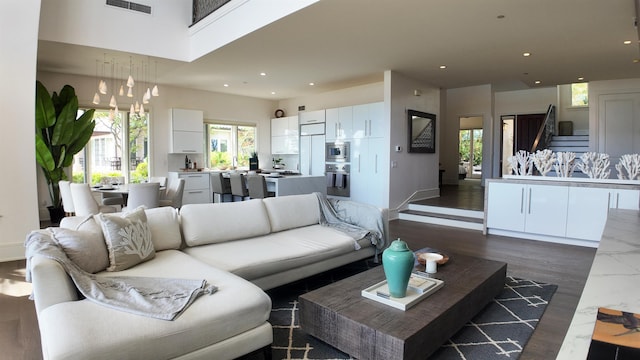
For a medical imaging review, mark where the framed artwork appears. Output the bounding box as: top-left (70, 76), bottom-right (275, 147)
top-left (408, 109), bottom-right (436, 153)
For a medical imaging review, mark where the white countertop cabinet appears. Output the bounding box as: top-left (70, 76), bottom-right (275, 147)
top-left (169, 172), bottom-right (211, 204)
top-left (353, 102), bottom-right (384, 138)
top-left (170, 109), bottom-right (203, 154)
top-left (486, 182), bottom-right (568, 237)
top-left (486, 178), bottom-right (640, 247)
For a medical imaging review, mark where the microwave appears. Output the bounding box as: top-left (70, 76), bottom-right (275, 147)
top-left (326, 142), bottom-right (350, 162)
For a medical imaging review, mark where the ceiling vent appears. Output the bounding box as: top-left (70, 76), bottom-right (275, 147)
top-left (106, 0), bottom-right (151, 15)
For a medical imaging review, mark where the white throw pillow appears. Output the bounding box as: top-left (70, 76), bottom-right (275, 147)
top-left (144, 206), bottom-right (182, 250)
top-left (95, 207), bottom-right (155, 271)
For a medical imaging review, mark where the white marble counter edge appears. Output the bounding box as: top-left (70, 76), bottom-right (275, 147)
top-left (556, 209), bottom-right (640, 359)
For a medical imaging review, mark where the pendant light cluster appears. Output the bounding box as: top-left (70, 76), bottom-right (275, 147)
top-left (92, 54), bottom-right (160, 119)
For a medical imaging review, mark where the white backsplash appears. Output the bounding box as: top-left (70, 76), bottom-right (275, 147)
top-left (270, 154), bottom-right (300, 171)
top-left (168, 153), bottom-right (204, 171)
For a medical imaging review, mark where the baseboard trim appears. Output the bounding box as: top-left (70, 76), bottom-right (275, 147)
top-left (0, 242), bottom-right (27, 262)
top-left (487, 229), bottom-right (599, 248)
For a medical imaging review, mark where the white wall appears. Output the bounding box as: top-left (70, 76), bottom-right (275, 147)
top-left (39, 0), bottom-right (191, 61)
top-left (387, 71), bottom-right (441, 210)
top-left (277, 82), bottom-right (384, 114)
top-left (0, 0), bottom-right (41, 261)
top-left (558, 84), bottom-right (589, 135)
top-left (444, 85), bottom-right (493, 184)
top-left (36, 71), bottom-right (277, 218)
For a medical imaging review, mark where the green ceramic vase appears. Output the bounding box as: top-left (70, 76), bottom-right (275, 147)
top-left (382, 238), bottom-right (415, 298)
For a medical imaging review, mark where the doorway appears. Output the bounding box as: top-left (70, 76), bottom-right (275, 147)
top-left (500, 113), bottom-right (545, 176)
top-left (459, 116), bottom-right (483, 180)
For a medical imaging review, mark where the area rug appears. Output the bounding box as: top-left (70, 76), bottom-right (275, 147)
top-left (265, 260), bottom-right (557, 360)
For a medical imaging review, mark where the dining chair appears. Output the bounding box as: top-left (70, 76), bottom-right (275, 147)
top-left (246, 175), bottom-right (275, 199)
top-left (229, 173), bottom-right (249, 201)
top-left (58, 180), bottom-right (75, 216)
top-left (149, 176), bottom-right (167, 187)
top-left (125, 182), bottom-right (160, 210)
top-left (69, 183), bottom-right (118, 216)
top-left (159, 178), bottom-right (185, 208)
top-left (210, 173), bottom-right (232, 202)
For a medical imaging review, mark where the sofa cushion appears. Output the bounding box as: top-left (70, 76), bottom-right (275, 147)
top-left (37, 250), bottom-right (271, 360)
top-left (262, 193), bottom-right (320, 232)
top-left (180, 200), bottom-right (271, 246)
top-left (60, 208), bottom-right (182, 252)
top-left (144, 206), bottom-right (182, 251)
top-left (94, 208), bottom-right (155, 271)
top-left (183, 224), bottom-right (368, 280)
top-left (49, 227), bottom-right (110, 273)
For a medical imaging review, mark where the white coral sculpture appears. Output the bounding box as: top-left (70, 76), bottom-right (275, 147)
top-left (532, 149), bottom-right (556, 176)
top-left (577, 152), bottom-right (610, 179)
top-left (553, 151), bottom-right (577, 177)
top-left (615, 154), bottom-right (640, 180)
top-left (507, 150), bottom-right (533, 175)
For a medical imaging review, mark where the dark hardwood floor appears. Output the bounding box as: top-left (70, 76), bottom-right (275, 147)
top-left (2, 184), bottom-right (594, 359)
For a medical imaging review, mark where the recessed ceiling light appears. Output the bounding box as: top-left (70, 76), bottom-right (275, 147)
top-left (223, 84), bottom-right (229, 87)
top-left (577, 77), bottom-right (584, 81)
top-left (271, 91), bottom-right (276, 95)
top-left (634, 59), bottom-right (640, 63)
top-left (497, 14), bottom-right (505, 19)
top-left (523, 52), bottom-right (531, 57)
top-left (309, 82), bottom-right (315, 86)
top-left (534, 80), bottom-right (541, 84)
top-left (260, 72), bottom-right (267, 76)
top-left (439, 65), bottom-right (447, 69)
top-left (624, 40), bottom-right (632, 45)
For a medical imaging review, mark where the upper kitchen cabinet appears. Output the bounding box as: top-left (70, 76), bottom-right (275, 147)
top-left (353, 102), bottom-right (384, 138)
top-left (326, 106), bottom-right (353, 141)
top-left (171, 108), bottom-right (203, 153)
top-left (271, 115), bottom-right (299, 154)
top-left (299, 109), bottom-right (326, 124)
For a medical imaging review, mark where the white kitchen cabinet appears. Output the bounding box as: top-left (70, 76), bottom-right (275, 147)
top-left (566, 187), bottom-right (610, 241)
top-left (353, 102), bottom-right (384, 138)
top-left (486, 182), bottom-right (568, 237)
top-left (350, 137), bottom-right (388, 208)
top-left (171, 109), bottom-right (203, 153)
top-left (169, 172), bottom-right (211, 204)
top-left (271, 115), bottom-right (299, 154)
top-left (298, 109), bottom-right (325, 124)
top-left (609, 188), bottom-right (640, 209)
top-left (325, 106), bottom-right (353, 141)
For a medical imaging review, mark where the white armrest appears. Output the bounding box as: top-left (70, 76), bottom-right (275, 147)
top-left (30, 256), bottom-right (78, 314)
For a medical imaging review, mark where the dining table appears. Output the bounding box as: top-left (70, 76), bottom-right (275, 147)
top-left (91, 183), bottom-right (166, 205)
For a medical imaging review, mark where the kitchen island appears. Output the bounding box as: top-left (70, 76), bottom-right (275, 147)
top-left (262, 174), bottom-right (326, 196)
top-left (556, 209), bottom-right (640, 359)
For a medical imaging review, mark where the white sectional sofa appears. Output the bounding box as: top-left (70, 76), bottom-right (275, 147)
top-left (27, 193), bottom-right (385, 360)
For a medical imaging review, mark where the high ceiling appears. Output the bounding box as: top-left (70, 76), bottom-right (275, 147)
top-left (37, 0), bottom-right (640, 100)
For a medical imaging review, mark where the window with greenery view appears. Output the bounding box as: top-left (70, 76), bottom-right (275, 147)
top-left (73, 109), bottom-right (149, 185)
top-left (571, 83), bottom-right (588, 107)
top-left (206, 123), bottom-right (256, 170)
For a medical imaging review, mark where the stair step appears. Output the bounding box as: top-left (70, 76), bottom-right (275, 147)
top-left (407, 204), bottom-right (484, 219)
top-left (548, 146), bottom-right (590, 153)
top-left (551, 135), bottom-right (589, 141)
top-left (398, 208), bottom-right (484, 231)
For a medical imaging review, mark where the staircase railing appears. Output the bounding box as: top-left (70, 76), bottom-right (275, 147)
top-left (531, 104), bottom-right (556, 153)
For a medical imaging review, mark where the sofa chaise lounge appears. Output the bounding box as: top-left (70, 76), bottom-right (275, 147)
top-left (27, 193), bottom-right (386, 360)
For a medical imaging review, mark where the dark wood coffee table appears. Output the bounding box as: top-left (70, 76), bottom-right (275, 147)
top-left (298, 253), bottom-right (507, 360)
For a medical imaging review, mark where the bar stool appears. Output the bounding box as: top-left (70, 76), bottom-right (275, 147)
top-left (229, 173), bottom-right (249, 201)
top-left (211, 173), bottom-right (232, 202)
top-left (246, 175), bottom-right (275, 199)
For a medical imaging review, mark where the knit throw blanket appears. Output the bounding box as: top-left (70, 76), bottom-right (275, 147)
top-left (314, 192), bottom-right (386, 257)
top-left (25, 231), bottom-right (216, 321)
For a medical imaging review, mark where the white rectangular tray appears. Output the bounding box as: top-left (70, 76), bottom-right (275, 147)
top-left (361, 276), bottom-right (444, 311)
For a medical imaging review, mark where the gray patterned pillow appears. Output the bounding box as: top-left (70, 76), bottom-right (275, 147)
top-left (95, 207), bottom-right (155, 271)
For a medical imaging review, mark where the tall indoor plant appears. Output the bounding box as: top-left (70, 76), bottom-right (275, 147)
top-left (35, 80), bottom-right (95, 221)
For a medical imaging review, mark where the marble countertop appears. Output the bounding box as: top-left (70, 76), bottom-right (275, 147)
top-left (556, 209), bottom-right (640, 359)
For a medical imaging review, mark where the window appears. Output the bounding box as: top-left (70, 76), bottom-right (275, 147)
top-left (72, 109), bottom-right (149, 185)
top-left (571, 83), bottom-right (588, 107)
top-left (206, 123), bottom-right (256, 170)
